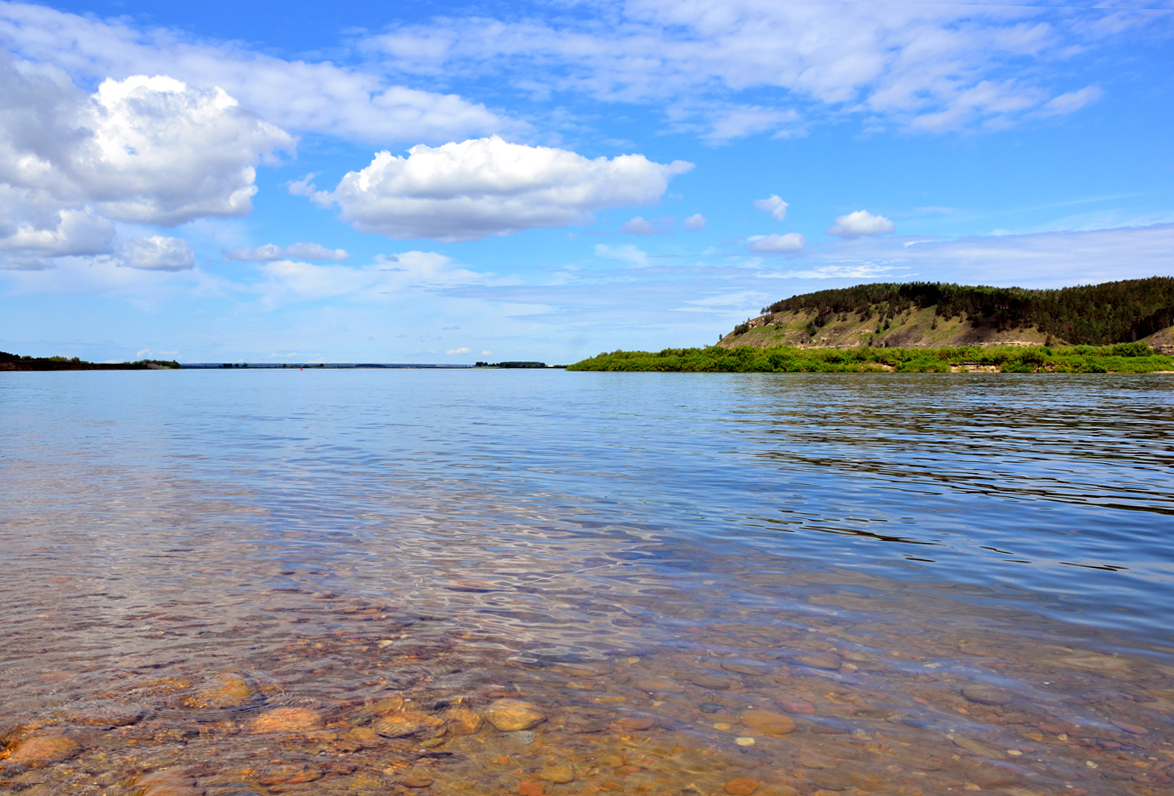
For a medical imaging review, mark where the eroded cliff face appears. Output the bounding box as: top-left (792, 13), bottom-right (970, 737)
top-left (718, 306), bottom-right (1171, 350)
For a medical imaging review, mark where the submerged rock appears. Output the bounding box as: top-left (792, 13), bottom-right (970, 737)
top-left (374, 710), bottom-right (443, 738)
top-left (741, 710), bottom-right (796, 736)
top-left (189, 674), bottom-right (252, 708)
top-left (961, 684), bottom-right (1014, 706)
top-left (7, 733), bottom-right (79, 766)
top-left (484, 699), bottom-right (546, 732)
top-left (538, 763), bottom-right (575, 783)
top-left (442, 707), bottom-right (483, 736)
top-left (248, 707), bottom-right (324, 734)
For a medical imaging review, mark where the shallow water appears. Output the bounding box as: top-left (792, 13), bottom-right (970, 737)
top-left (1, 370), bottom-right (1172, 796)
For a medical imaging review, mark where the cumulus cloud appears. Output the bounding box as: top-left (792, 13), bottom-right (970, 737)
top-left (446, 347), bottom-right (471, 355)
top-left (619, 216), bottom-right (670, 235)
top-left (0, 3), bottom-right (511, 144)
top-left (0, 52), bottom-right (292, 269)
top-left (827, 210), bottom-right (895, 238)
top-left (306, 136), bottom-right (693, 242)
top-left (754, 195), bottom-right (789, 221)
top-left (683, 213), bottom-right (706, 231)
top-left (748, 233), bottom-right (805, 253)
top-left (226, 243), bottom-right (349, 262)
top-left (594, 243), bottom-right (651, 267)
top-left (123, 236), bottom-right (195, 271)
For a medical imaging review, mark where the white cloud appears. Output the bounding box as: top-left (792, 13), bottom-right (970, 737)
top-left (594, 243), bottom-right (650, 267)
top-left (367, 1), bottom-right (1118, 134)
top-left (0, 3), bottom-right (511, 144)
top-left (0, 53), bottom-right (292, 268)
top-left (1039, 86), bottom-right (1103, 117)
top-left (253, 250), bottom-right (493, 308)
top-left (683, 213), bottom-right (706, 231)
top-left (619, 216), bottom-right (670, 235)
top-left (827, 210), bottom-right (895, 238)
top-left (226, 243), bottom-right (349, 262)
top-left (446, 346), bottom-right (471, 355)
top-left (754, 195), bottom-right (789, 221)
top-left (748, 233), bottom-right (805, 253)
top-left (307, 136), bottom-right (692, 242)
top-left (123, 235), bottom-right (195, 271)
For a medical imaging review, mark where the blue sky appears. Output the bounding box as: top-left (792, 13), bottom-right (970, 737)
top-left (1, 1), bottom-right (1171, 363)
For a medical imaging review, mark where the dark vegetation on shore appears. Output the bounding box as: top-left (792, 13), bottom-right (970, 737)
top-left (568, 342), bottom-right (1173, 373)
top-left (749, 276), bottom-right (1174, 345)
top-left (0, 351), bottom-right (180, 371)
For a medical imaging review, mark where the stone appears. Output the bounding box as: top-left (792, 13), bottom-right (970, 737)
top-left (248, 707), bottom-right (324, 734)
top-left (951, 736), bottom-right (1004, 759)
top-left (538, 764), bottom-right (575, 783)
top-left (374, 711), bottom-right (443, 739)
top-left (777, 699), bottom-right (815, 715)
top-left (144, 787), bottom-right (204, 796)
top-left (613, 716), bottom-right (654, 731)
top-left (518, 780), bottom-right (545, 796)
top-left (725, 778), bottom-right (760, 795)
top-left (1112, 721), bottom-right (1148, 735)
top-left (7, 734), bottom-right (79, 765)
top-left (961, 684), bottom-right (1013, 706)
top-left (68, 702), bottom-right (146, 727)
top-left (795, 653), bottom-right (841, 671)
top-left (255, 763), bottom-right (322, 786)
top-left (684, 672), bottom-right (736, 690)
top-left (506, 730), bottom-right (537, 745)
top-left (484, 700), bottom-right (546, 732)
top-left (401, 772), bottom-right (434, 788)
top-left (721, 661), bottom-right (771, 676)
top-left (632, 677), bottom-right (683, 693)
top-left (442, 707), bottom-right (483, 736)
top-left (137, 770), bottom-right (196, 790)
top-left (699, 702), bottom-right (723, 714)
top-left (734, 737), bottom-right (755, 746)
top-left (192, 674), bottom-right (251, 708)
top-left (741, 710), bottom-right (796, 736)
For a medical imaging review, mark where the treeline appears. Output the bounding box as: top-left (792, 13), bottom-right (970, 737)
top-left (0, 351), bottom-right (180, 370)
top-left (755, 277), bottom-right (1174, 345)
top-left (569, 343), bottom-right (1172, 374)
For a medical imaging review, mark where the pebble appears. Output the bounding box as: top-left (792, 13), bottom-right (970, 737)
top-left (193, 674), bottom-right (252, 708)
top-left (632, 677), bottom-right (683, 693)
top-left (7, 734), bottom-right (79, 765)
top-left (485, 699), bottom-right (547, 731)
top-left (67, 702), bottom-right (146, 727)
top-left (255, 763), bottom-right (322, 786)
top-left (741, 709), bottom-right (796, 736)
top-left (699, 702), bottom-right (723, 714)
top-left (442, 707), bottom-right (483, 736)
top-left (951, 735), bottom-right (1004, 759)
top-left (374, 710), bottom-right (444, 738)
top-left (724, 777), bottom-right (760, 795)
top-left (401, 772), bottom-right (435, 788)
top-left (613, 716), bottom-right (654, 731)
top-left (961, 684), bottom-right (1014, 706)
top-left (519, 779), bottom-right (545, 796)
top-left (795, 653), bottom-right (842, 671)
top-left (506, 730), bottom-right (537, 745)
top-left (734, 737), bottom-right (755, 746)
top-left (777, 699), bottom-right (815, 715)
top-left (721, 661), bottom-right (770, 676)
top-left (249, 707), bottom-right (325, 734)
top-left (538, 763), bottom-right (575, 783)
top-left (138, 770), bottom-right (197, 790)
top-left (685, 672), bottom-right (737, 690)
top-left (1112, 721), bottom-right (1148, 735)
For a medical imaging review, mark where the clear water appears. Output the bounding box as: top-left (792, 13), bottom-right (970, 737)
top-left (1, 371), bottom-right (1172, 796)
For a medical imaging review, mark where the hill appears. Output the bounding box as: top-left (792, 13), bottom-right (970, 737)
top-left (719, 277), bottom-right (1174, 352)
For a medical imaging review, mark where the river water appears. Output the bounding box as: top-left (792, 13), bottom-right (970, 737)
top-left (1, 370), bottom-right (1172, 796)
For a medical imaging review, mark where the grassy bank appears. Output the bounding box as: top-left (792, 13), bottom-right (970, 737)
top-left (568, 342), bottom-right (1174, 373)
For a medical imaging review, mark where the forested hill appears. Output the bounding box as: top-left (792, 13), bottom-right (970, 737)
top-left (723, 276), bottom-right (1174, 350)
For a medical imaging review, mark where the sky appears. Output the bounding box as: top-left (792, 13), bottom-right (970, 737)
top-left (0, 1), bottom-right (1171, 364)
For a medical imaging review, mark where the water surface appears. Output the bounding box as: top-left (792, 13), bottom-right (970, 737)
top-left (1, 371), bottom-right (1171, 796)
